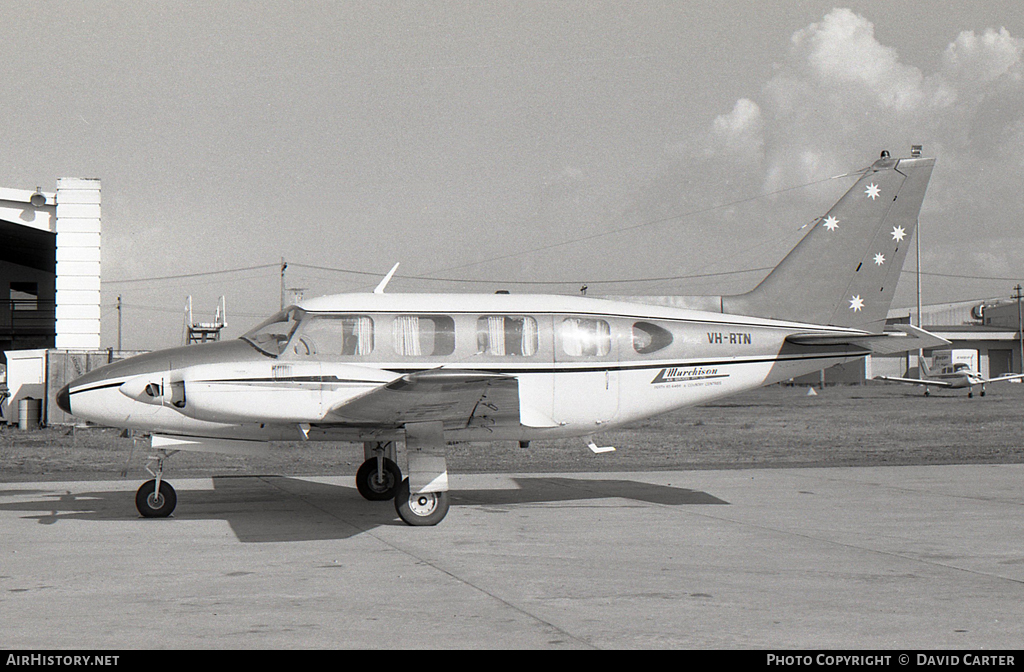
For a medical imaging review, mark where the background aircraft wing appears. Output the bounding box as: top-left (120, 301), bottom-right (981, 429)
top-left (786, 324), bottom-right (950, 355)
top-left (323, 369), bottom-right (521, 428)
top-left (983, 373), bottom-right (1024, 383)
top-left (874, 375), bottom-right (954, 388)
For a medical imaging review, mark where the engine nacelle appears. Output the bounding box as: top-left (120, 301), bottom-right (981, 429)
top-left (122, 360), bottom-right (395, 424)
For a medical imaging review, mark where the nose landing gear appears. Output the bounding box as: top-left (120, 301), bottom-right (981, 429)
top-left (136, 479), bottom-right (177, 518)
top-left (136, 450), bottom-right (177, 518)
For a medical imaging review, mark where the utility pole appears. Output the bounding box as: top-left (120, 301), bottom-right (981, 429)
top-left (915, 212), bottom-right (923, 375)
top-left (280, 257), bottom-right (287, 310)
top-left (1014, 284), bottom-right (1024, 374)
top-left (117, 295), bottom-right (122, 352)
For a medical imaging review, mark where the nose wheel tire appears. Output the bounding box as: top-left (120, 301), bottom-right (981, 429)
top-left (394, 478), bottom-right (450, 526)
top-left (136, 479), bottom-right (177, 518)
top-left (356, 457), bottom-right (402, 501)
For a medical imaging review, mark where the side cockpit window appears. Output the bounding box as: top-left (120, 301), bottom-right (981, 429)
top-left (560, 317), bottom-right (611, 357)
top-left (476, 316), bottom-right (538, 356)
top-left (632, 321), bottom-right (674, 354)
top-left (241, 307), bottom-right (304, 357)
top-left (291, 315), bottom-right (375, 356)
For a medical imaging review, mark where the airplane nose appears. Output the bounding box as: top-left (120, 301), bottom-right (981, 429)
top-left (56, 384), bottom-right (71, 414)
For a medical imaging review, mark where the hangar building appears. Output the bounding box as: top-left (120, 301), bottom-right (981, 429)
top-left (1, 180), bottom-right (101, 351)
top-left (879, 298), bottom-right (1024, 379)
top-left (1, 180), bottom-right (102, 424)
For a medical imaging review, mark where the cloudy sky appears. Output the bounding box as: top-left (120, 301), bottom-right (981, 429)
top-left (3, 1), bottom-right (1023, 349)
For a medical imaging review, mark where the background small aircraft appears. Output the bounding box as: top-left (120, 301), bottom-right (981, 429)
top-left (876, 357), bottom-right (1024, 397)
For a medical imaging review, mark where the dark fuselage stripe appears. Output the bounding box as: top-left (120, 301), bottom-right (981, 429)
top-left (68, 351), bottom-right (863, 393)
top-left (68, 381), bottom-right (125, 396)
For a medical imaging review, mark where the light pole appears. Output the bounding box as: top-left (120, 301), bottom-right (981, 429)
top-left (1014, 284), bottom-right (1023, 374)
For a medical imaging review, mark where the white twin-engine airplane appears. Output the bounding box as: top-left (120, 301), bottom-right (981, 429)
top-left (877, 357), bottom-right (1024, 398)
top-left (57, 149), bottom-right (945, 526)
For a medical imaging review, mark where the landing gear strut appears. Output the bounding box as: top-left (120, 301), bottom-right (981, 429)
top-left (357, 432), bottom-right (452, 525)
top-left (393, 421), bottom-right (451, 526)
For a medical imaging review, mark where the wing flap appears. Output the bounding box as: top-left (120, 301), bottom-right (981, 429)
top-left (786, 324), bottom-right (950, 355)
top-left (323, 369), bottom-right (521, 428)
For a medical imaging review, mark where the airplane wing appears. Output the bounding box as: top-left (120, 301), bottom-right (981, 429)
top-left (983, 373), bottom-right (1024, 384)
top-left (786, 324), bottom-right (950, 355)
top-left (874, 375), bottom-right (954, 388)
top-left (322, 369), bottom-right (521, 428)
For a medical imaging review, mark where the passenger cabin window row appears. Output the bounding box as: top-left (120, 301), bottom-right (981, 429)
top-left (244, 308), bottom-right (677, 359)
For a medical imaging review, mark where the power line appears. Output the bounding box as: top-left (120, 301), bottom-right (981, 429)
top-left (290, 261), bottom-right (773, 286)
top-left (414, 170), bottom-right (866, 279)
top-left (908, 270), bottom-right (1024, 282)
top-left (102, 263), bottom-right (279, 285)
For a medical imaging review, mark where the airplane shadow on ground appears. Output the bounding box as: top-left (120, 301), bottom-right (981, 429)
top-left (0, 476), bottom-right (728, 543)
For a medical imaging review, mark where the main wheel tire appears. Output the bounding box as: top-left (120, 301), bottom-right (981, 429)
top-left (136, 479), bottom-right (177, 518)
top-left (394, 478), bottom-right (450, 526)
top-left (356, 458), bottom-right (402, 501)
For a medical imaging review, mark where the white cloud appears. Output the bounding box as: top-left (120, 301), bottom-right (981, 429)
top-left (941, 27), bottom-right (1022, 86)
top-left (789, 8), bottom-right (925, 113)
top-left (708, 98), bottom-right (764, 160)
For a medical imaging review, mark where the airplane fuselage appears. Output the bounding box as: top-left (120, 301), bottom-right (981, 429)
top-left (925, 373), bottom-right (981, 388)
top-left (61, 293), bottom-right (866, 444)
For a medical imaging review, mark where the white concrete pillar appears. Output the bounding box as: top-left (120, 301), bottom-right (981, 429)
top-left (54, 178), bottom-right (101, 349)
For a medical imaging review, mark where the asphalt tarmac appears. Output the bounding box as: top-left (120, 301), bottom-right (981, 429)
top-left (2, 465), bottom-right (1022, 649)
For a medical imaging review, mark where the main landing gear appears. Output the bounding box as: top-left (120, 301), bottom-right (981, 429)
top-left (355, 455), bottom-right (402, 501)
top-left (358, 435), bottom-right (451, 526)
top-left (130, 437), bottom-right (451, 526)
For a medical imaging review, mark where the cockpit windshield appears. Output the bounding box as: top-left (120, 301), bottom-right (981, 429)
top-left (241, 307), bottom-right (304, 356)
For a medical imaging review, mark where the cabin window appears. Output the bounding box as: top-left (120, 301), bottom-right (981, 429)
top-left (392, 315), bottom-right (456, 356)
top-left (476, 316), bottom-right (538, 356)
top-left (560, 318), bottom-right (611, 357)
top-left (632, 321), bottom-right (674, 354)
top-left (292, 315), bottom-right (374, 356)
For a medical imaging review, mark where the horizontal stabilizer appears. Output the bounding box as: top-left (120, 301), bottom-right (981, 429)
top-left (786, 324), bottom-right (950, 355)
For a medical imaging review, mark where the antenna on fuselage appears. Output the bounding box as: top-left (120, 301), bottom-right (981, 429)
top-left (374, 263), bottom-right (400, 294)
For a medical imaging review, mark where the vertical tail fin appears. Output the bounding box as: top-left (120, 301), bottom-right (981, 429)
top-left (918, 354), bottom-right (931, 378)
top-left (722, 151), bottom-right (934, 331)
